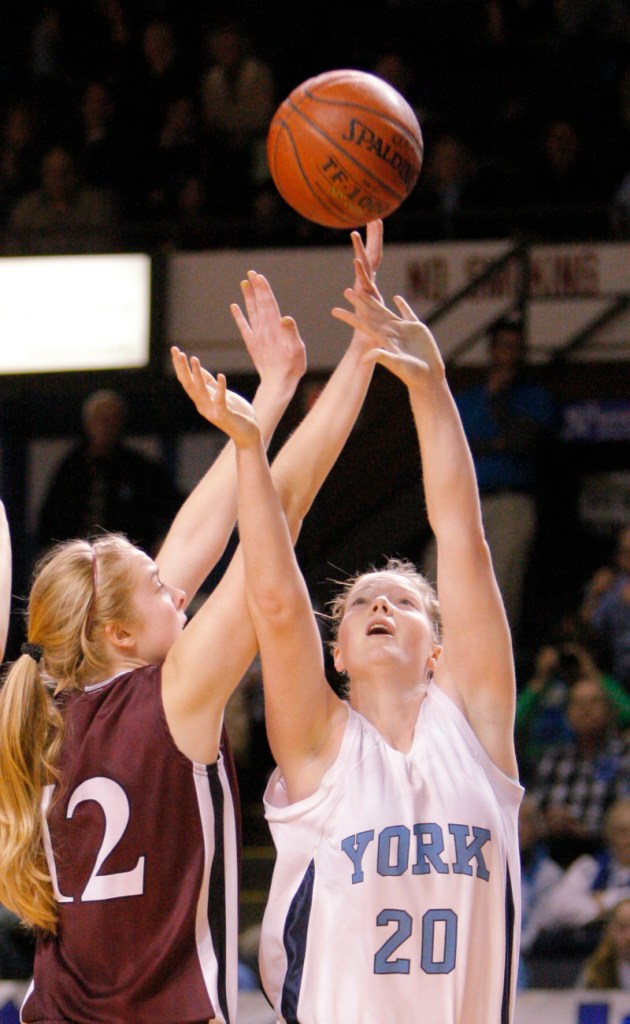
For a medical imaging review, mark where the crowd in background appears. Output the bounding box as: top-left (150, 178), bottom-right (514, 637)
top-left (0, 0), bottom-right (629, 250)
top-left (1, 0), bottom-right (630, 997)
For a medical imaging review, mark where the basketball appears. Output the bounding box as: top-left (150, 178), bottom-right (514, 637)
top-left (267, 69), bottom-right (423, 229)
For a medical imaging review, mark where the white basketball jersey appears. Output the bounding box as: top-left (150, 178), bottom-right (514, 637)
top-left (260, 682), bottom-right (523, 1024)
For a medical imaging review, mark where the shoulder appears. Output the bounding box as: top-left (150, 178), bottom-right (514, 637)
top-left (60, 666), bottom-right (170, 766)
top-left (69, 665), bottom-right (162, 717)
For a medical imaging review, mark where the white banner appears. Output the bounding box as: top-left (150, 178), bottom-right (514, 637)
top-left (166, 241), bottom-right (630, 371)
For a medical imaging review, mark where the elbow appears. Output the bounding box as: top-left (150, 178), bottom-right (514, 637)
top-left (246, 581), bottom-right (307, 633)
top-left (271, 466), bottom-right (312, 537)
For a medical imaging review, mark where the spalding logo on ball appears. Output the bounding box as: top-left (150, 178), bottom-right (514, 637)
top-left (267, 69), bottom-right (423, 229)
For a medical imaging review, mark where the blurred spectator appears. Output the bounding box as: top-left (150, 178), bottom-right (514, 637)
top-left (611, 169), bottom-right (630, 237)
top-left (594, 60), bottom-right (630, 212)
top-left (518, 794), bottom-right (563, 988)
top-left (523, 118), bottom-right (605, 236)
top-left (7, 144), bottom-right (117, 252)
top-left (200, 21), bottom-right (275, 215)
top-left (516, 640), bottom-right (630, 784)
top-left (126, 16), bottom-right (196, 201)
top-left (542, 799), bottom-right (630, 935)
top-left (0, 3), bottom-right (621, 244)
top-left (37, 389), bottom-right (183, 556)
top-left (529, 676), bottom-right (630, 866)
top-left (0, 905), bottom-right (34, 980)
top-left (74, 81), bottom-right (125, 196)
top-left (29, 5), bottom-right (67, 120)
top-left (148, 94), bottom-right (206, 221)
top-left (170, 173), bottom-right (215, 249)
top-left (372, 50), bottom-right (426, 128)
top-left (411, 131), bottom-right (487, 238)
top-left (0, 101), bottom-right (40, 226)
top-left (77, 0), bottom-right (134, 88)
top-left (581, 897), bottom-right (630, 989)
top-left (532, 119), bottom-right (594, 204)
top-left (581, 524), bottom-right (630, 691)
top-left (423, 316), bottom-right (556, 636)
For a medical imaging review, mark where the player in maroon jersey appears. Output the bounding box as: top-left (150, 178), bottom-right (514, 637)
top-left (0, 222), bottom-right (383, 1024)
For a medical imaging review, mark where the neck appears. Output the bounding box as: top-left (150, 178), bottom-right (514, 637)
top-left (350, 674), bottom-right (428, 753)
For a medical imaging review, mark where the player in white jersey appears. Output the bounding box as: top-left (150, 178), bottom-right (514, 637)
top-left (193, 246), bottom-right (523, 1024)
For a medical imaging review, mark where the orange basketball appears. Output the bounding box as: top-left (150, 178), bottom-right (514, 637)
top-left (267, 69), bottom-right (423, 229)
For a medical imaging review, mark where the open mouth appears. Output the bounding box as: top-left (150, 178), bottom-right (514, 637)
top-left (367, 622), bottom-right (393, 637)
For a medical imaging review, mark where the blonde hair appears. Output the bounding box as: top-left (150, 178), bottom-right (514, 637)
top-left (0, 534), bottom-right (139, 932)
top-left (582, 898), bottom-right (630, 989)
top-left (327, 557), bottom-right (442, 650)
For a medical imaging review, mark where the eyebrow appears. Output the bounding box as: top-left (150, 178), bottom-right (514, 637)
top-left (352, 584), bottom-right (419, 600)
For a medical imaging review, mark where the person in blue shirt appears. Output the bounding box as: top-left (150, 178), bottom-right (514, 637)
top-left (581, 524), bottom-right (630, 692)
top-left (424, 316), bottom-right (556, 636)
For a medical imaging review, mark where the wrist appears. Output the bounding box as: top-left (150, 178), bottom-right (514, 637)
top-left (234, 427), bottom-right (264, 454)
top-left (254, 373), bottom-right (299, 408)
top-left (252, 377), bottom-right (298, 444)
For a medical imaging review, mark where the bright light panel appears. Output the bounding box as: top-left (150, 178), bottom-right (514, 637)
top-left (0, 253), bottom-right (151, 374)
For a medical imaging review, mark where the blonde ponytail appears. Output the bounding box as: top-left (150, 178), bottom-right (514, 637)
top-left (0, 533), bottom-right (138, 932)
top-left (0, 654), bottom-right (63, 931)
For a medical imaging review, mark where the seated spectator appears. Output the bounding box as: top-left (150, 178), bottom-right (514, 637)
top-left (521, 117), bottom-right (605, 237)
top-left (200, 21), bottom-right (275, 215)
top-left (528, 675), bottom-right (630, 866)
top-left (542, 799), bottom-right (630, 935)
top-left (0, 904), bottom-right (35, 980)
top-left (610, 169), bottom-right (630, 237)
top-left (133, 17), bottom-right (195, 145)
top-left (581, 523), bottom-right (630, 692)
top-left (0, 101), bottom-right (40, 226)
top-left (169, 173), bottom-right (215, 249)
top-left (411, 131), bottom-right (479, 238)
top-left (516, 640), bottom-right (630, 784)
top-left (36, 388), bottom-right (183, 556)
top-left (7, 144), bottom-right (117, 252)
top-left (519, 795), bottom-right (564, 988)
top-left (28, 3), bottom-right (72, 134)
top-left (423, 315), bottom-right (557, 637)
top-left (147, 95), bottom-right (206, 221)
top-left (122, 16), bottom-right (197, 214)
top-left (580, 897), bottom-right (630, 989)
top-left (73, 81), bottom-right (130, 205)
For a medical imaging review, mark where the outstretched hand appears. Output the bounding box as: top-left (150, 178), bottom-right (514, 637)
top-left (332, 262), bottom-right (445, 387)
top-left (230, 271), bottom-right (306, 393)
top-left (347, 220), bottom-right (385, 353)
top-left (351, 218), bottom-right (383, 295)
top-left (171, 348), bottom-right (259, 447)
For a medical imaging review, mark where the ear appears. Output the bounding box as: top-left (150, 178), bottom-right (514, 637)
top-left (333, 645), bottom-right (345, 675)
top-left (426, 643), bottom-right (443, 677)
top-left (104, 621), bottom-right (135, 651)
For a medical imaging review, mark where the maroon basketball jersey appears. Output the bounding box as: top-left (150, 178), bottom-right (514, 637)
top-left (21, 665), bottom-right (240, 1024)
